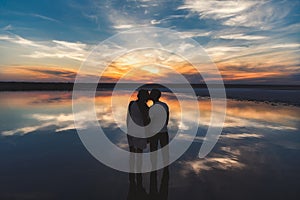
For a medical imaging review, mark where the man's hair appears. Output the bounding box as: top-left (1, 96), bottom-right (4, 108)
top-left (137, 89), bottom-right (149, 101)
top-left (150, 89), bottom-right (161, 100)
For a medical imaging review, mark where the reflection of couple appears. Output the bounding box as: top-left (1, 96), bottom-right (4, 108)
top-left (127, 167), bottom-right (169, 200)
top-left (126, 89), bottom-right (169, 200)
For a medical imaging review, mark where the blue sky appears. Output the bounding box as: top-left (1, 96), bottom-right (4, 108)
top-left (0, 0), bottom-right (299, 84)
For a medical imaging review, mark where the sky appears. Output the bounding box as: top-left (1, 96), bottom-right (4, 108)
top-left (0, 0), bottom-right (299, 84)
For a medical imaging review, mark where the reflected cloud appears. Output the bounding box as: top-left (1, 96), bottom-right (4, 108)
top-left (181, 155), bottom-right (245, 176)
top-left (1, 123), bottom-right (53, 136)
top-left (221, 133), bottom-right (263, 140)
top-left (0, 92), bottom-right (299, 139)
top-left (224, 115), bottom-right (298, 131)
top-left (180, 145), bottom-right (246, 176)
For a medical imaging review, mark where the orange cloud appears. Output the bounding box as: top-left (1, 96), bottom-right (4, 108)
top-left (0, 65), bottom-right (77, 82)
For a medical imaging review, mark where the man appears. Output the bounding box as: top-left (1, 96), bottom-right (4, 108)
top-left (149, 89), bottom-right (169, 168)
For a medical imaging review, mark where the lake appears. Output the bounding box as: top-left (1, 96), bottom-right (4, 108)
top-left (0, 90), bottom-right (300, 200)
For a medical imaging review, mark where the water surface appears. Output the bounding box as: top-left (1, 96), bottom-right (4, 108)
top-left (0, 90), bottom-right (299, 199)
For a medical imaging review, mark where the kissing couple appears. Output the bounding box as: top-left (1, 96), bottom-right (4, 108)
top-left (127, 88), bottom-right (170, 170)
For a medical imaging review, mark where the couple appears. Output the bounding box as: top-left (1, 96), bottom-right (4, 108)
top-left (126, 88), bottom-right (170, 200)
top-left (127, 89), bottom-right (170, 169)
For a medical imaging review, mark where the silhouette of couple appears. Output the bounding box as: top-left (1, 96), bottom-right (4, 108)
top-left (126, 88), bottom-right (169, 200)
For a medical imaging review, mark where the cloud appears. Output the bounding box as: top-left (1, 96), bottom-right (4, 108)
top-left (203, 32), bottom-right (300, 76)
top-left (270, 43), bottom-right (300, 49)
top-left (30, 13), bottom-right (60, 23)
top-left (175, 1), bottom-right (299, 84)
top-left (217, 33), bottom-right (267, 40)
top-left (178, 0), bottom-right (291, 29)
top-left (0, 65), bottom-right (79, 82)
top-left (24, 67), bottom-right (77, 79)
top-left (0, 34), bottom-right (42, 47)
top-left (179, 0), bottom-right (258, 19)
top-left (223, 1), bottom-right (290, 28)
top-left (179, 30), bottom-right (212, 39)
top-left (76, 0), bottom-right (155, 31)
top-left (0, 0), bottom-right (299, 84)
top-left (2, 24), bottom-right (13, 31)
top-left (205, 45), bottom-right (249, 59)
top-left (150, 15), bottom-right (185, 25)
top-left (2, 9), bottom-right (60, 23)
top-left (0, 33), bottom-right (91, 61)
top-left (112, 24), bottom-right (136, 29)
top-left (52, 40), bottom-right (87, 50)
top-left (107, 8), bottom-right (151, 30)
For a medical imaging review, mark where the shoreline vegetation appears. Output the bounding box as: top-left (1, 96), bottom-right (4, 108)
top-left (1, 81), bottom-right (299, 91)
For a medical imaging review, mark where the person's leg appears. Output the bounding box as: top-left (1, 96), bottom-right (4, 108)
top-left (150, 134), bottom-right (159, 151)
top-left (150, 134), bottom-right (159, 169)
top-left (128, 146), bottom-right (136, 184)
top-left (160, 132), bottom-right (169, 166)
top-left (136, 148), bottom-right (143, 185)
top-left (159, 166), bottom-right (169, 200)
top-left (159, 132), bottom-right (169, 147)
top-left (136, 148), bottom-right (143, 171)
top-left (150, 170), bottom-right (158, 197)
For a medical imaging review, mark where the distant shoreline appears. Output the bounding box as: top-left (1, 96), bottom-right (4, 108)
top-left (0, 82), bottom-right (299, 91)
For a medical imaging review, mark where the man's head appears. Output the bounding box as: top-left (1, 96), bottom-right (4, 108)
top-left (150, 89), bottom-right (161, 102)
top-left (137, 89), bottom-right (149, 101)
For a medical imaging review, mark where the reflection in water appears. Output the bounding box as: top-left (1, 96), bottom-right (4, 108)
top-left (127, 167), bottom-right (169, 200)
top-left (1, 91), bottom-right (299, 137)
top-left (0, 91), bottom-right (300, 199)
top-left (1, 91), bottom-right (300, 170)
top-left (149, 167), bottom-right (169, 200)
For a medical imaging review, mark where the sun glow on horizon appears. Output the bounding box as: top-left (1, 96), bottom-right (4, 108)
top-left (0, 0), bottom-right (299, 84)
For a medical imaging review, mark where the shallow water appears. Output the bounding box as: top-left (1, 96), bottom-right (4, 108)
top-left (0, 91), bottom-right (299, 199)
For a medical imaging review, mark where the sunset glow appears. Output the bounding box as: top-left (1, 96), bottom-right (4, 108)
top-left (0, 0), bottom-right (299, 84)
